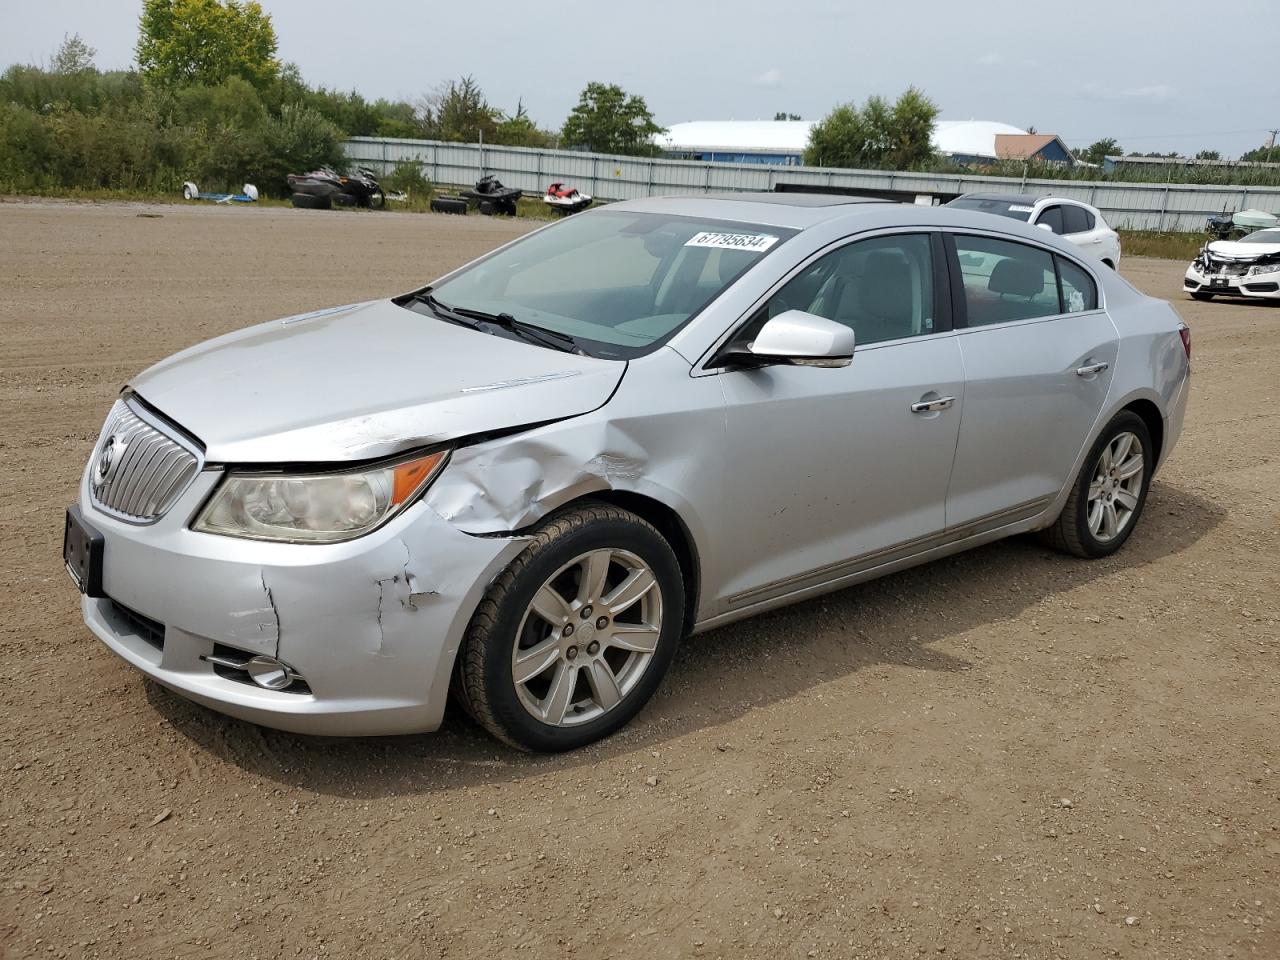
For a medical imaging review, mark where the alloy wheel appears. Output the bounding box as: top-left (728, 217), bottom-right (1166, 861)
top-left (1087, 431), bottom-right (1145, 543)
top-left (511, 548), bottom-right (663, 726)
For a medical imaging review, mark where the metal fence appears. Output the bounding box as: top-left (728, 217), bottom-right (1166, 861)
top-left (343, 136), bottom-right (1280, 233)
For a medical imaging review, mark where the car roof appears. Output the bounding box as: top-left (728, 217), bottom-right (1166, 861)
top-left (954, 192), bottom-right (1043, 205)
top-left (605, 193), bottom-right (1104, 259)
top-left (611, 193), bottom-right (892, 229)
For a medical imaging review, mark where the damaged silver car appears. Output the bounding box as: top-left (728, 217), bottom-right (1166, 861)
top-left (65, 194), bottom-right (1191, 751)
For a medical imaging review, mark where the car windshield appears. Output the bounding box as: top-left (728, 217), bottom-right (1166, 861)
top-left (1240, 228), bottom-right (1280, 244)
top-left (947, 197), bottom-right (1035, 222)
top-left (425, 210), bottom-right (796, 359)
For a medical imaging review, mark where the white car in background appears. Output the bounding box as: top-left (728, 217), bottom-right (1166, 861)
top-left (1183, 227), bottom-right (1280, 301)
top-left (948, 193), bottom-right (1122, 269)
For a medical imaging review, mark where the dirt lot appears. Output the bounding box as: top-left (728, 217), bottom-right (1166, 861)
top-left (1, 200), bottom-right (1277, 960)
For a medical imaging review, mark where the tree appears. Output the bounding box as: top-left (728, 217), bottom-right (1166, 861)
top-left (1242, 142), bottom-right (1280, 164)
top-left (803, 87), bottom-right (938, 170)
top-left (418, 75), bottom-right (500, 143)
top-left (493, 99), bottom-right (554, 148)
top-left (1076, 138), bottom-right (1120, 166)
top-left (1195, 149), bottom-right (1221, 161)
top-left (561, 82), bottom-right (664, 156)
top-left (136, 0), bottom-right (279, 90)
top-left (51, 34), bottom-right (96, 75)
top-left (774, 111), bottom-right (801, 121)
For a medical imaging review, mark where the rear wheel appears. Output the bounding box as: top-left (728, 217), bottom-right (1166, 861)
top-left (457, 504), bottom-right (684, 752)
top-left (1041, 411), bottom-right (1153, 558)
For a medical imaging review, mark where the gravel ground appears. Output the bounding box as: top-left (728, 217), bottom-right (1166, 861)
top-left (1, 200), bottom-right (1277, 960)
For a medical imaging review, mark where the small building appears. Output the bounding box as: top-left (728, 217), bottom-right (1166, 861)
top-left (655, 119), bottom-right (1075, 168)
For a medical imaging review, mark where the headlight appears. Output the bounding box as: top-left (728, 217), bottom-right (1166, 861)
top-left (193, 450), bottom-right (448, 543)
top-left (1247, 263), bottom-right (1280, 276)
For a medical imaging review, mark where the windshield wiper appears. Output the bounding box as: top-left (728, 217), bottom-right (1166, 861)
top-left (404, 290), bottom-right (582, 354)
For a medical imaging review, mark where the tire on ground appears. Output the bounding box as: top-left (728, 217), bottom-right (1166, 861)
top-left (430, 196), bottom-right (468, 215)
top-left (1039, 409), bottom-right (1153, 559)
top-left (457, 503), bottom-right (685, 752)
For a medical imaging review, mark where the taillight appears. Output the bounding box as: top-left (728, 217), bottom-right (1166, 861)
top-left (1178, 324), bottom-right (1191, 360)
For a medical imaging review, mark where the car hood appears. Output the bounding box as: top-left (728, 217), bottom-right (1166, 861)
top-left (129, 299), bottom-right (626, 463)
top-left (1206, 240), bottom-right (1280, 260)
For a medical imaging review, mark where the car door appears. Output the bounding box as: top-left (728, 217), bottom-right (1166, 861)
top-left (943, 233), bottom-right (1116, 529)
top-left (711, 232), bottom-right (966, 609)
top-left (1063, 204), bottom-right (1120, 265)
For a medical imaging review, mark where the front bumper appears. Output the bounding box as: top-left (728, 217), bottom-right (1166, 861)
top-left (1184, 264), bottom-right (1280, 299)
top-left (75, 465), bottom-right (525, 736)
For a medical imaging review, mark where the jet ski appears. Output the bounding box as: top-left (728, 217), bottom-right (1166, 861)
top-left (543, 182), bottom-right (592, 215)
top-left (462, 175), bottom-right (522, 215)
top-left (286, 167), bottom-right (386, 210)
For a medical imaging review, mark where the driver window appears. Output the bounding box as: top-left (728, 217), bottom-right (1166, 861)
top-left (764, 233), bottom-right (935, 345)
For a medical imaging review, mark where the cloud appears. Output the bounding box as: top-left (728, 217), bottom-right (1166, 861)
top-left (1121, 84), bottom-right (1175, 101)
top-left (1079, 82), bottom-right (1176, 102)
top-left (977, 53), bottom-right (1003, 66)
top-left (751, 67), bottom-right (783, 87)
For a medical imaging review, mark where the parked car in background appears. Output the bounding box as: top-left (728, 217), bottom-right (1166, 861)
top-left (1184, 227), bottom-right (1280, 301)
top-left (947, 193), bottom-right (1122, 269)
top-left (65, 195), bottom-right (1189, 751)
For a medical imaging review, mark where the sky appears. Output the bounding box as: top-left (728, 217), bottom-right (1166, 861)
top-left (4, 0), bottom-right (1277, 158)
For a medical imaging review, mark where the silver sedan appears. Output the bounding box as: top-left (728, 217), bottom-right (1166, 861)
top-left (65, 195), bottom-right (1191, 750)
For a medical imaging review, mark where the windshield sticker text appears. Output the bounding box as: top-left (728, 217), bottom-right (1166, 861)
top-left (1009, 204), bottom-right (1035, 213)
top-left (685, 232), bottom-right (779, 252)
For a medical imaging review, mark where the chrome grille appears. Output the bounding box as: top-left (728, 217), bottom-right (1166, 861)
top-left (89, 400), bottom-right (202, 523)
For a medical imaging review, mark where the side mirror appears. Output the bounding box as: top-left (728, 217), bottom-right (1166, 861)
top-left (721, 310), bottom-right (855, 369)
top-left (1036, 222), bottom-right (1054, 233)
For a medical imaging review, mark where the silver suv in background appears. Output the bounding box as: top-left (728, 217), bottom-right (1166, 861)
top-left (65, 194), bottom-right (1187, 751)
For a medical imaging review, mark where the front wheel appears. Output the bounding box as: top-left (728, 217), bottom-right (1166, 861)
top-left (456, 504), bottom-right (685, 751)
top-left (1041, 411), bottom-right (1153, 558)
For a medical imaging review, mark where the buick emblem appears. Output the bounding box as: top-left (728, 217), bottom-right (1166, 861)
top-left (94, 436), bottom-right (119, 487)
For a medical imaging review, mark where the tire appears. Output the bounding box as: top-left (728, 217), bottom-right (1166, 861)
top-left (457, 503), bottom-right (685, 752)
top-left (368, 188), bottom-right (385, 210)
top-left (290, 192), bottom-right (331, 210)
top-left (1040, 410), bottom-right (1153, 558)
top-left (430, 196), bottom-right (468, 215)
top-left (478, 200), bottom-right (495, 216)
top-left (1190, 291), bottom-right (1214, 301)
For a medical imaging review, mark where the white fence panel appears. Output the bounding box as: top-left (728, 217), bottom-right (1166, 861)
top-left (344, 136), bottom-right (1280, 231)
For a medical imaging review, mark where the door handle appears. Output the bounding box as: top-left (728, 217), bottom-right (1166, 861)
top-left (1091, 237), bottom-right (1104, 243)
top-left (911, 396), bottom-right (955, 413)
top-left (1076, 361), bottom-right (1109, 376)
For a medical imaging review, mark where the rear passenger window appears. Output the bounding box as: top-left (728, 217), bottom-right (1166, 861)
top-left (1063, 205), bottom-right (1094, 234)
top-left (1056, 257), bottom-right (1098, 312)
top-left (1036, 206), bottom-right (1065, 234)
top-left (952, 236), bottom-right (1060, 326)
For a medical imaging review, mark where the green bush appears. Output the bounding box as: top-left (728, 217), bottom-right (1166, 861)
top-left (382, 160), bottom-right (432, 200)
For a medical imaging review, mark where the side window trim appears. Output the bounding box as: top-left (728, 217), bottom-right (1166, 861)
top-left (941, 232), bottom-right (969, 329)
top-left (701, 228), bottom-right (953, 370)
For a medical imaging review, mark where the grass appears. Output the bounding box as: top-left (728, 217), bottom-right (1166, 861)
top-left (1117, 230), bottom-right (1205, 261)
top-left (0, 184), bottom-right (562, 220)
